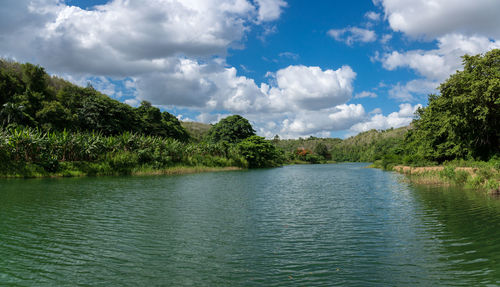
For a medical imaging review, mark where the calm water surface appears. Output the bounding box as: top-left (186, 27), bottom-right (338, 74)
top-left (1, 163), bottom-right (500, 286)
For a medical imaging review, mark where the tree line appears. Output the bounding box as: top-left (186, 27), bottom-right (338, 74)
top-left (0, 60), bottom-right (284, 176)
top-left (0, 49), bottom-right (498, 177)
top-left (273, 49), bottom-right (499, 167)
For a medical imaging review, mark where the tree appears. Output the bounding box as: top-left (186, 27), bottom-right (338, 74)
top-left (161, 111), bottom-right (190, 142)
top-left (36, 101), bottom-right (72, 130)
top-left (21, 63), bottom-right (47, 93)
top-left (207, 115), bottom-right (255, 144)
top-left (405, 49), bottom-right (500, 161)
top-left (237, 135), bottom-right (283, 168)
top-left (314, 142), bottom-right (330, 159)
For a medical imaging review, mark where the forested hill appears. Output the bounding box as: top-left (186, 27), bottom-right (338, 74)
top-left (0, 59), bottom-right (189, 140)
top-left (273, 127), bottom-right (409, 164)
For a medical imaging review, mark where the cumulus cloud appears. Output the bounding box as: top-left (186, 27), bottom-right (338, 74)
top-left (0, 0), bottom-right (278, 76)
top-left (379, 34), bottom-right (499, 101)
top-left (271, 65), bottom-right (356, 111)
top-left (135, 60), bottom-right (356, 113)
top-left (0, 0), bottom-right (369, 138)
top-left (381, 34), bottom-right (499, 81)
top-left (255, 0), bottom-right (288, 22)
top-left (350, 103), bottom-right (421, 133)
top-left (280, 104), bottom-right (366, 138)
top-left (388, 79), bottom-right (438, 102)
top-left (328, 27), bottom-right (377, 45)
top-left (131, 60), bottom-right (360, 137)
top-left (378, 0), bottom-right (500, 39)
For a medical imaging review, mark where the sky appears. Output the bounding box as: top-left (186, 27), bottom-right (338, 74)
top-left (0, 0), bottom-right (499, 139)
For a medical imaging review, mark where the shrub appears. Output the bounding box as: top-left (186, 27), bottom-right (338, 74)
top-left (454, 170), bottom-right (470, 185)
top-left (108, 152), bottom-right (138, 174)
top-left (440, 166), bottom-right (456, 181)
top-left (237, 136), bottom-right (283, 168)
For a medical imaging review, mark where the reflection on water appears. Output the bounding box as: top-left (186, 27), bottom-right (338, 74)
top-left (1, 163), bottom-right (500, 286)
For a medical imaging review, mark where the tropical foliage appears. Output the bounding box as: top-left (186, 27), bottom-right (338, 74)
top-left (0, 60), bottom-right (189, 140)
top-left (0, 127), bottom-right (248, 177)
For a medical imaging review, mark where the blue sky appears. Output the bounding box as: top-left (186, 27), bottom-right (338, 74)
top-left (1, 0), bottom-right (499, 138)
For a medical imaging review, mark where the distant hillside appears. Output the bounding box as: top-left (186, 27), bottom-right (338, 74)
top-left (181, 121), bottom-right (211, 142)
top-left (329, 126), bottom-right (409, 162)
top-left (273, 126), bottom-right (409, 163)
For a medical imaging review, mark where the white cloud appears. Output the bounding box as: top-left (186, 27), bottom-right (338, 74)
top-left (350, 103), bottom-right (421, 133)
top-left (271, 65), bottom-right (356, 111)
top-left (380, 34), bottom-right (392, 44)
top-left (279, 104), bottom-right (367, 138)
top-left (354, 91), bottom-right (378, 99)
top-left (124, 98), bottom-right (140, 107)
top-left (130, 60), bottom-right (359, 137)
top-left (255, 0), bottom-right (288, 22)
top-left (196, 113), bottom-right (232, 124)
top-left (365, 11), bottom-right (381, 21)
top-left (1, 0), bottom-right (433, 138)
top-left (379, 0), bottom-right (500, 39)
top-left (388, 79), bottom-right (438, 102)
top-left (328, 27), bottom-right (377, 45)
top-left (0, 0), bottom-right (275, 76)
top-left (135, 60), bottom-right (356, 112)
top-left (380, 34), bottom-right (499, 101)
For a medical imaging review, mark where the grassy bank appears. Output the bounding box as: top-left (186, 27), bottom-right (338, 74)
top-left (391, 164), bottom-right (500, 194)
top-left (0, 163), bottom-right (242, 179)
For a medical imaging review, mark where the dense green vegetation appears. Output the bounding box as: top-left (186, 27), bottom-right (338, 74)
top-left (273, 127), bottom-right (409, 164)
top-left (0, 59), bottom-right (189, 140)
top-left (238, 136), bottom-right (284, 168)
top-left (181, 121), bottom-right (211, 142)
top-left (0, 60), bottom-right (284, 176)
top-left (0, 127), bottom-right (250, 177)
top-left (405, 49), bottom-right (499, 163)
top-left (206, 115), bottom-right (256, 144)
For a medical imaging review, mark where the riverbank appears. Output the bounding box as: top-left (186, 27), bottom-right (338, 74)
top-left (392, 165), bottom-right (500, 194)
top-left (0, 163), bottom-right (242, 179)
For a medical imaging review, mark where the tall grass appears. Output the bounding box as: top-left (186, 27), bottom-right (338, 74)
top-left (0, 127), bottom-right (248, 177)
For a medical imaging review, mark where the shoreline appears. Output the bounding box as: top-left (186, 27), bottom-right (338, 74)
top-left (0, 165), bottom-right (243, 179)
top-left (391, 165), bottom-right (500, 195)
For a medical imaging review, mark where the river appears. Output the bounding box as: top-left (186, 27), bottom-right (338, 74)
top-left (1, 163), bottom-right (500, 286)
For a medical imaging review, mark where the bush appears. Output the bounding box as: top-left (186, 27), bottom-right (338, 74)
top-left (237, 136), bottom-right (283, 168)
top-left (108, 152), bottom-right (138, 174)
top-left (454, 170), bottom-right (470, 185)
top-left (37, 155), bottom-right (60, 173)
top-left (305, 154), bottom-right (321, 164)
top-left (440, 166), bottom-right (456, 180)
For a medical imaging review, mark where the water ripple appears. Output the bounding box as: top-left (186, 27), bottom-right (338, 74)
top-left (1, 164), bottom-right (500, 286)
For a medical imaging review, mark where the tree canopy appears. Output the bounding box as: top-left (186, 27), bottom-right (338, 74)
top-left (237, 135), bottom-right (283, 168)
top-left (0, 60), bottom-right (189, 141)
top-left (206, 115), bottom-right (255, 144)
top-left (405, 49), bottom-right (499, 162)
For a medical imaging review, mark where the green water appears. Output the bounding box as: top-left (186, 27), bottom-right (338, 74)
top-left (1, 163), bottom-right (500, 286)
